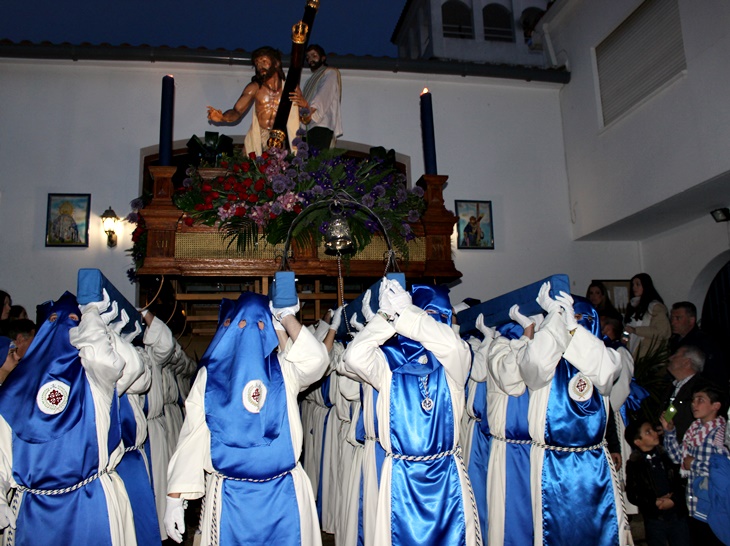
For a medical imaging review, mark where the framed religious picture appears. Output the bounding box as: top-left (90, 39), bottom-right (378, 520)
top-left (593, 279), bottom-right (631, 314)
top-left (45, 193), bottom-right (91, 247)
top-left (455, 200), bottom-right (494, 249)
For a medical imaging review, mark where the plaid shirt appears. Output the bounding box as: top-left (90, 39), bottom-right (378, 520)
top-left (664, 417), bottom-right (727, 517)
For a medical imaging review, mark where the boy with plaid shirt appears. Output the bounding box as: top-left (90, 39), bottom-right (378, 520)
top-left (661, 384), bottom-right (727, 545)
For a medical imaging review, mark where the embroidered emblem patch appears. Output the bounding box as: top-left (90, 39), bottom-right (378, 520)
top-left (37, 380), bottom-right (71, 415)
top-left (568, 373), bottom-right (594, 402)
top-left (242, 380), bottom-right (267, 413)
top-left (418, 355), bottom-right (429, 364)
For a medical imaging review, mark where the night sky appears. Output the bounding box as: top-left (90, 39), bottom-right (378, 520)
top-left (1, 0), bottom-right (406, 57)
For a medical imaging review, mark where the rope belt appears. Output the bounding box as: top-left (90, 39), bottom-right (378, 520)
top-left (491, 435), bottom-right (607, 453)
top-left (212, 466), bottom-right (294, 484)
top-left (364, 435), bottom-right (380, 443)
top-left (124, 443), bottom-right (145, 453)
top-left (16, 468), bottom-right (109, 496)
top-left (386, 444), bottom-right (460, 462)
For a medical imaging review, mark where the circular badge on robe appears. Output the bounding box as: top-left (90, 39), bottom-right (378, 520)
top-left (568, 373), bottom-right (594, 402)
top-left (418, 355), bottom-right (429, 364)
top-left (37, 380), bottom-right (71, 415)
top-left (242, 380), bottom-right (267, 413)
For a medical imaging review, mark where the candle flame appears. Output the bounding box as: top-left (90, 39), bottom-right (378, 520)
top-left (421, 87), bottom-right (430, 95)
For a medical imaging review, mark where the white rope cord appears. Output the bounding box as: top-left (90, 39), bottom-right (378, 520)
top-left (124, 443), bottom-right (145, 453)
top-left (454, 447), bottom-right (484, 546)
top-left (491, 434), bottom-right (607, 453)
top-left (211, 468), bottom-right (293, 483)
top-left (15, 468), bottom-right (109, 496)
top-left (386, 445), bottom-right (459, 462)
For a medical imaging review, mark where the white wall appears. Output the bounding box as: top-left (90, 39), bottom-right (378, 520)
top-left (544, 0), bottom-right (730, 238)
top-left (537, 0), bottom-right (730, 311)
top-left (0, 56), bottom-right (640, 315)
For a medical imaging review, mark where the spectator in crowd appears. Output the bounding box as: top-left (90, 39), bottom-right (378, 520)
top-left (0, 291), bottom-right (11, 321)
top-left (668, 302), bottom-right (728, 391)
top-left (662, 346), bottom-right (710, 442)
top-left (7, 305), bottom-right (28, 320)
top-left (661, 385), bottom-right (727, 545)
top-left (623, 273), bottom-right (671, 359)
top-left (586, 281), bottom-right (623, 325)
top-left (625, 420), bottom-right (690, 546)
top-left (0, 319), bottom-right (36, 360)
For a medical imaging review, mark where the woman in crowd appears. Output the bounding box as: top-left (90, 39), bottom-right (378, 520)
top-left (586, 281), bottom-right (623, 324)
top-left (0, 291), bottom-right (11, 321)
top-left (623, 273), bottom-right (671, 359)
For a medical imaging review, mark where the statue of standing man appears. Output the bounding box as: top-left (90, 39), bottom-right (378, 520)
top-left (207, 47), bottom-right (299, 156)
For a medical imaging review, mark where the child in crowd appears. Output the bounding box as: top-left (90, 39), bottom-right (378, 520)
top-left (625, 420), bottom-right (690, 546)
top-left (661, 385), bottom-right (727, 545)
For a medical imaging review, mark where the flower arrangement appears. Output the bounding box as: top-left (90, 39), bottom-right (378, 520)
top-left (173, 132), bottom-right (426, 259)
top-left (125, 193), bottom-right (151, 283)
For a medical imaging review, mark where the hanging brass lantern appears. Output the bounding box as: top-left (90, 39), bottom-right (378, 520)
top-left (324, 213), bottom-right (354, 254)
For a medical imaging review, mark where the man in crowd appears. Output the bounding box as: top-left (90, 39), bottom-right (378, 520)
top-left (207, 46), bottom-right (299, 155)
top-left (668, 301), bottom-right (727, 390)
top-left (661, 345), bottom-right (709, 442)
top-left (290, 44), bottom-right (342, 151)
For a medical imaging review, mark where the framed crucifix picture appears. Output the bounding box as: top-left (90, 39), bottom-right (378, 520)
top-left (45, 193), bottom-right (91, 247)
top-left (455, 200), bottom-right (494, 249)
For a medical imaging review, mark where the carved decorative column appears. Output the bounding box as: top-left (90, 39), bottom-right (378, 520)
top-left (139, 166), bottom-right (180, 273)
top-left (417, 174), bottom-right (461, 280)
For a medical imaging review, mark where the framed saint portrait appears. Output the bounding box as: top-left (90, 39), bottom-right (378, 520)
top-left (46, 193), bottom-right (91, 247)
top-left (455, 200), bottom-right (494, 249)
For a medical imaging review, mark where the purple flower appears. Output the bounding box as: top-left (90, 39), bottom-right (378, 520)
top-left (319, 221), bottom-right (330, 235)
top-left (126, 212), bottom-right (140, 223)
top-left (364, 220), bottom-right (378, 233)
top-left (130, 197), bottom-right (145, 210)
top-left (407, 209), bottom-right (420, 223)
top-left (362, 194), bottom-right (375, 208)
top-left (396, 188), bottom-right (407, 203)
top-left (411, 186), bottom-right (425, 198)
top-left (182, 178), bottom-right (193, 188)
top-left (272, 175), bottom-right (288, 194)
top-left (185, 167), bottom-right (195, 176)
top-left (271, 202), bottom-right (283, 215)
top-left (372, 185), bottom-right (386, 198)
top-left (296, 128), bottom-right (307, 137)
top-left (400, 222), bottom-right (413, 236)
top-left (312, 185), bottom-right (324, 196)
top-left (292, 136), bottom-right (303, 148)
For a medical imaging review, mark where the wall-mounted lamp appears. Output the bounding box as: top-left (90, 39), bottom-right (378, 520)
top-left (710, 207), bottom-right (730, 223)
top-left (100, 206), bottom-right (119, 247)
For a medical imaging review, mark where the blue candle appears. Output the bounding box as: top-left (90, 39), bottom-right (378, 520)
top-left (420, 87), bottom-right (437, 175)
top-left (159, 75), bottom-right (175, 166)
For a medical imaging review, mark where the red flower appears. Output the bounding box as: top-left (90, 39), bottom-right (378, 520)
top-left (223, 182), bottom-right (232, 191)
top-left (261, 152), bottom-right (269, 160)
top-left (194, 204), bottom-right (205, 211)
top-left (269, 212), bottom-right (277, 219)
top-left (226, 176), bottom-right (236, 185)
top-left (220, 161), bottom-right (229, 168)
top-left (249, 152), bottom-right (256, 159)
top-left (227, 193), bottom-right (237, 201)
top-left (254, 179), bottom-right (265, 192)
top-left (223, 202), bottom-right (231, 210)
top-left (238, 192), bottom-right (248, 200)
top-left (242, 163), bottom-right (250, 173)
top-left (211, 191), bottom-right (220, 199)
top-left (205, 203), bottom-right (214, 210)
top-left (201, 183), bottom-right (213, 192)
top-left (216, 176), bottom-right (225, 183)
top-left (232, 164), bottom-right (240, 172)
top-left (184, 216), bottom-right (194, 226)
top-left (293, 205), bottom-right (302, 214)
top-left (243, 179), bottom-right (252, 188)
top-left (204, 195), bottom-right (213, 204)
top-left (247, 194), bottom-right (258, 203)
top-left (234, 206), bottom-right (246, 217)
top-left (265, 188), bottom-right (274, 198)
